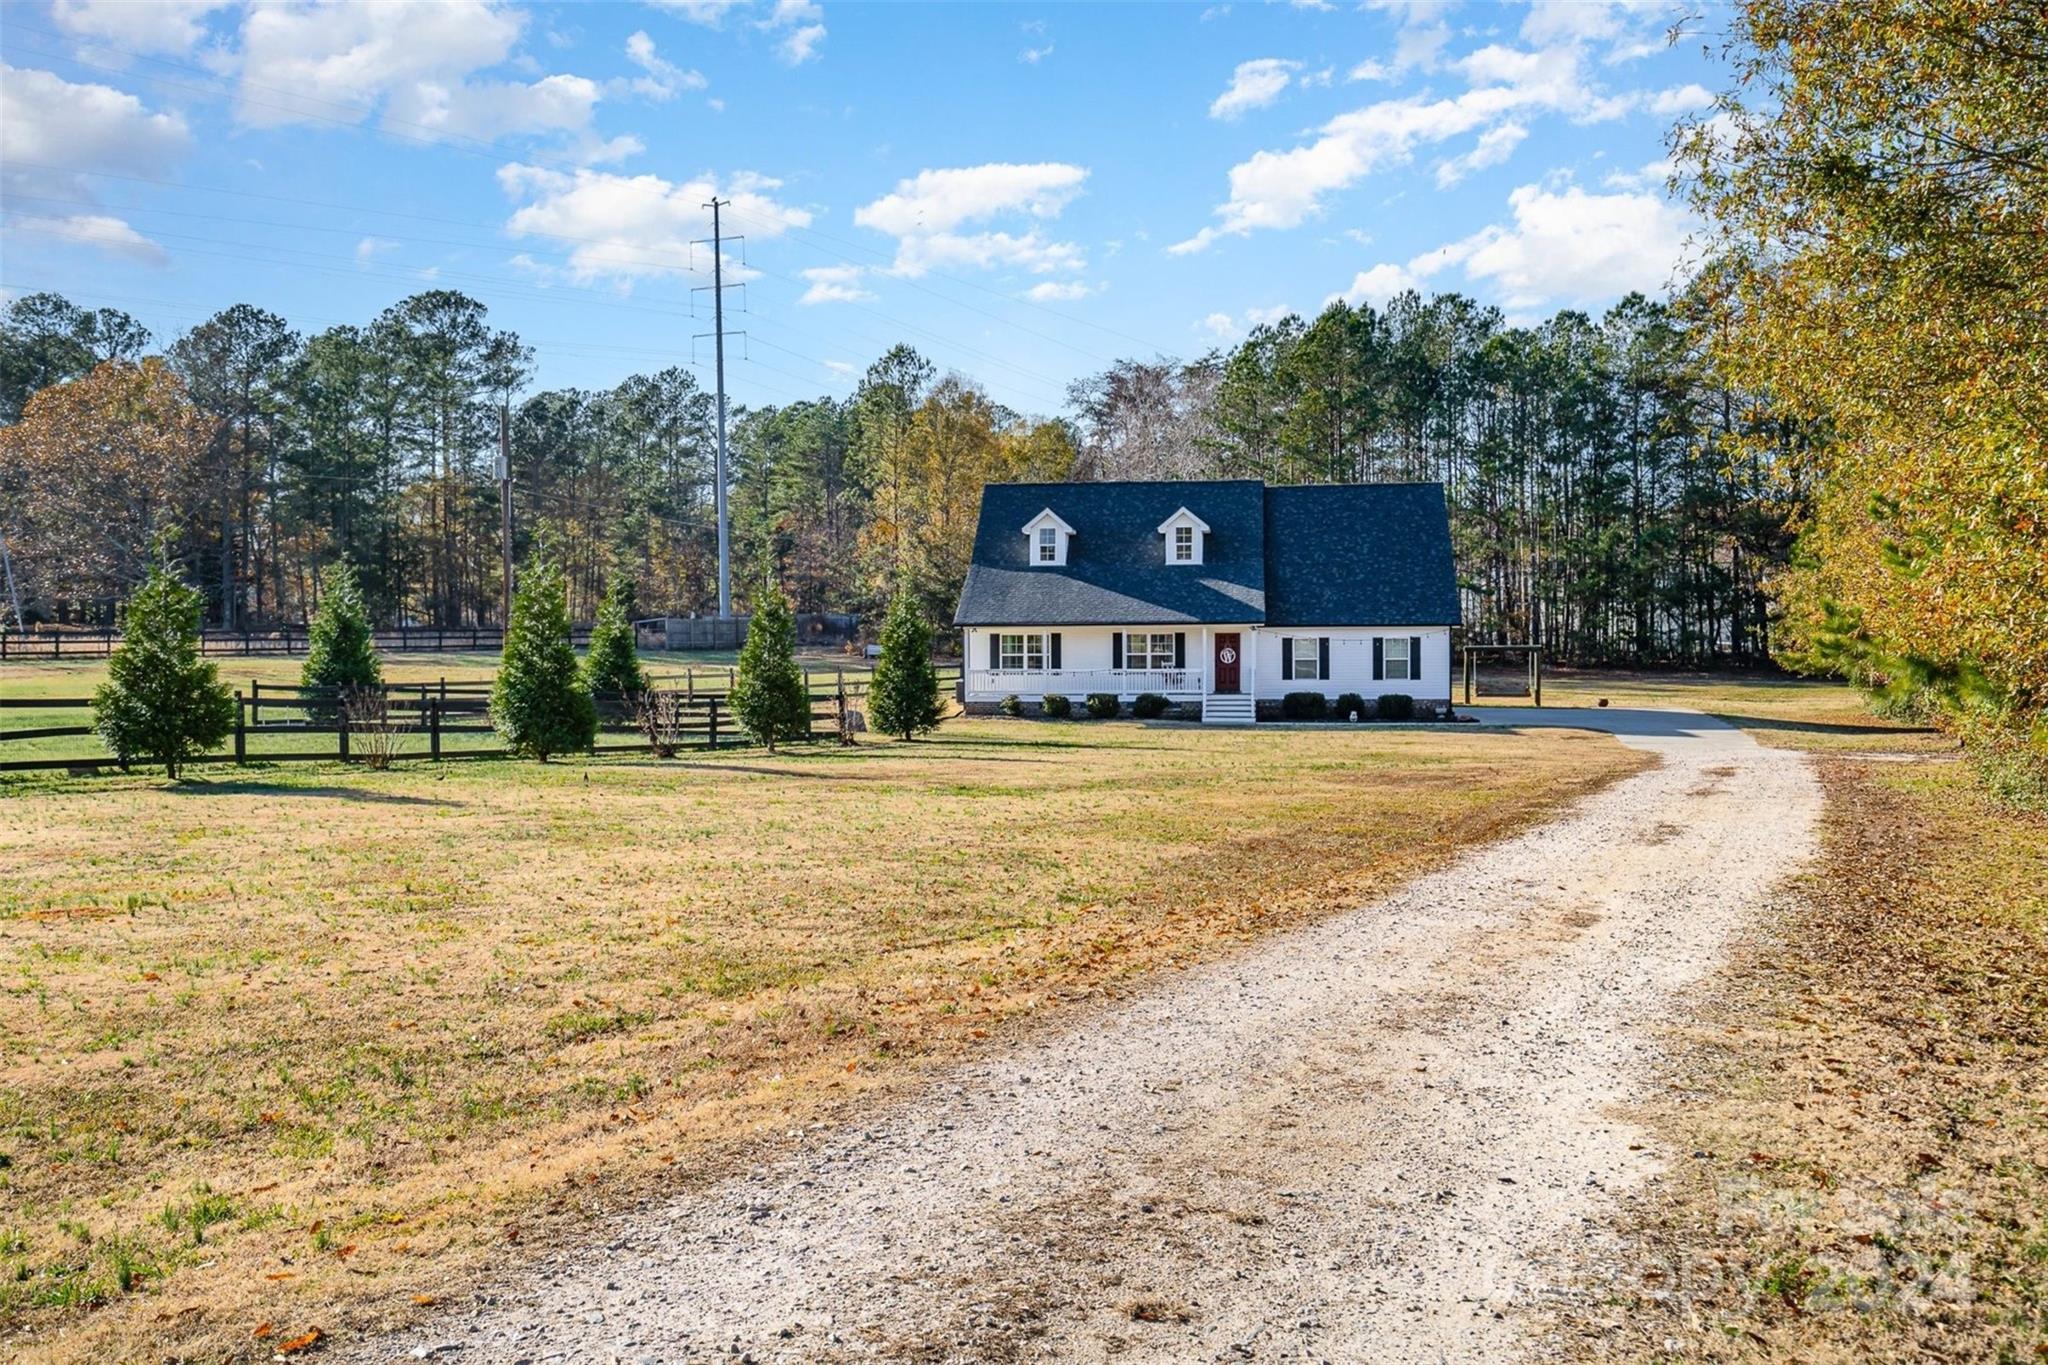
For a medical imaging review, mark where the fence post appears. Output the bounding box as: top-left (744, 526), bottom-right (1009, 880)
top-left (803, 667), bottom-right (812, 741)
top-left (707, 697), bottom-right (719, 751)
top-left (686, 667), bottom-right (694, 701)
top-left (251, 680), bottom-right (261, 726)
top-left (338, 701), bottom-right (350, 762)
top-left (51, 633), bottom-right (58, 659)
top-left (234, 691), bottom-right (246, 764)
top-left (429, 700), bottom-right (441, 761)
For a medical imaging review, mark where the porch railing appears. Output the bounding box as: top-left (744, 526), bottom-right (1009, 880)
top-left (966, 668), bottom-right (1206, 697)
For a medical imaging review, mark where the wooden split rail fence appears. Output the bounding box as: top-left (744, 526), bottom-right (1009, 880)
top-left (0, 667), bottom-right (961, 775)
top-left (0, 626), bottom-right (606, 660)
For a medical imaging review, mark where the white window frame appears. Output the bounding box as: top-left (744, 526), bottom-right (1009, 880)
top-left (1291, 636), bottom-right (1321, 681)
top-left (1383, 636), bottom-right (1410, 679)
top-left (1155, 506), bottom-right (1209, 566)
top-left (999, 633), bottom-right (1046, 672)
top-left (1125, 632), bottom-right (1174, 671)
top-left (1022, 509), bottom-right (1073, 567)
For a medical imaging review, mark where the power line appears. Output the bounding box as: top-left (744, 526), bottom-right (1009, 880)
top-left (696, 197), bottom-right (737, 617)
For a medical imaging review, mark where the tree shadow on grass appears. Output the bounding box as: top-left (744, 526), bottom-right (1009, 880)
top-left (1708, 713), bottom-right (1940, 738)
top-left (168, 779), bottom-right (465, 807)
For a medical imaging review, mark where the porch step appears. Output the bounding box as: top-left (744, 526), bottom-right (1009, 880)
top-left (1201, 694), bottom-right (1256, 726)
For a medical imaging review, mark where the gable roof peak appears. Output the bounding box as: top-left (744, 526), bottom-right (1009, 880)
top-left (1156, 505), bottom-right (1212, 535)
top-left (1020, 507), bottom-right (1075, 535)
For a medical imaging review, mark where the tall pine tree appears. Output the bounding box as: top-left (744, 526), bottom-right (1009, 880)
top-left (868, 588), bottom-right (943, 740)
top-left (730, 577), bottom-right (809, 752)
top-left (489, 552), bottom-right (596, 761)
top-left (93, 550), bottom-right (236, 779)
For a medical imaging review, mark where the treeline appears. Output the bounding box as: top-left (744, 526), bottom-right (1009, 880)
top-left (1068, 291), bottom-right (1802, 664)
top-left (0, 292), bottom-right (1076, 632)
top-left (2, 283), bottom-right (1798, 668)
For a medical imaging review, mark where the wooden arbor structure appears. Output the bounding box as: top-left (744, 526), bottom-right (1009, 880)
top-left (1460, 643), bottom-right (1544, 706)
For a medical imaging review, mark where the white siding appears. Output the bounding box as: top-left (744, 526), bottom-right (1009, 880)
top-left (1253, 627), bottom-right (1452, 701)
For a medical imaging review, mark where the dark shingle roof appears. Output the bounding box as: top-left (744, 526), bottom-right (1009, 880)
top-left (952, 480), bottom-right (1267, 625)
top-left (955, 479), bottom-right (1460, 628)
top-left (1264, 482), bottom-right (1461, 626)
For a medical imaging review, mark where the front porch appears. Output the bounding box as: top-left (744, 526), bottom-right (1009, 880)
top-left (964, 667), bottom-right (1207, 701)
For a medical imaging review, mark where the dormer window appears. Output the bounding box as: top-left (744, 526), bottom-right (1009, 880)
top-left (1021, 508), bottom-right (1074, 567)
top-left (1156, 507), bottom-right (1210, 566)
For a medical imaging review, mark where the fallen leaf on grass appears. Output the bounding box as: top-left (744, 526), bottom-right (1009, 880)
top-left (412, 1294), bottom-right (437, 1307)
top-left (264, 1272), bottom-right (296, 1281)
top-left (253, 1322), bottom-right (275, 1339)
top-left (278, 1327), bottom-right (323, 1353)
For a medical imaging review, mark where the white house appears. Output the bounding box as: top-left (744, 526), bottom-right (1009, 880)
top-left (954, 479), bottom-right (1461, 725)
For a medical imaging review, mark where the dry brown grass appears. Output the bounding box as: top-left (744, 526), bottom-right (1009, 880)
top-left (0, 717), bottom-right (1641, 1362)
top-left (1558, 753), bottom-right (2048, 1363)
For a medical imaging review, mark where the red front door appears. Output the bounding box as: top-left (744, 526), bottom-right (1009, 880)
top-left (1214, 632), bottom-right (1241, 694)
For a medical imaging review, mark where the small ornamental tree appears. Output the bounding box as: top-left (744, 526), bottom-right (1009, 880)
top-left (868, 589), bottom-right (943, 741)
top-left (92, 552), bottom-right (236, 779)
top-left (301, 560), bottom-right (381, 722)
top-left (581, 570), bottom-right (646, 717)
top-left (489, 552), bottom-right (596, 761)
top-left (730, 577), bottom-right (809, 752)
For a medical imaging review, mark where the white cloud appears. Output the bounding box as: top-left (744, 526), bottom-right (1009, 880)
top-left (854, 162), bottom-right (1090, 279)
top-left (0, 65), bottom-right (188, 261)
top-left (51, 0), bottom-right (226, 54)
top-left (648, 0), bottom-right (752, 24)
top-left (8, 213), bottom-right (168, 265)
top-left (799, 264), bottom-right (874, 304)
top-left (623, 31), bottom-right (706, 101)
top-left (1649, 82), bottom-right (1713, 115)
top-left (1244, 303), bottom-right (1291, 325)
top-left (1334, 180), bottom-right (1694, 312)
top-left (1173, 37), bottom-right (1633, 251)
top-left (1333, 262), bottom-right (1422, 307)
top-left (233, 0), bottom-right (632, 157)
top-left (823, 359), bottom-right (857, 375)
top-left (1020, 43), bottom-right (1054, 64)
top-left (1454, 182), bottom-right (1693, 307)
top-left (766, 0), bottom-right (827, 64)
top-left (1023, 280), bottom-right (1095, 302)
top-left (355, 235), bottom-right (395, 265)
top-left (856, 163), bottom-right (1087, 235)
top-left (1208, 58), bottom-right (1300, 120)
top-left (497, 164), bottom-right (812, 284)
top-left (1199, 312), bottom-right (1239, 340)
top-left (1434, 120), bottom-right (1526, 187)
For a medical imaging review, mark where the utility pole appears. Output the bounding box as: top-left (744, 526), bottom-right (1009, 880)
top-left (498, 403), bottom-right (513, 626)
top-left (694, 198), bottom-right (743, 618)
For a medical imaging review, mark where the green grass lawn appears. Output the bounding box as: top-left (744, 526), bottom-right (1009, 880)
top-left (0, 716), bottom-right (1639, 1362)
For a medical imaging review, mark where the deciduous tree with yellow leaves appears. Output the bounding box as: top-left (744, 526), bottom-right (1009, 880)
top-left (1682, 0), bottom-right (2048, 798)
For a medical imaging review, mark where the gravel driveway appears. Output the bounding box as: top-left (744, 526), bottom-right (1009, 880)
top-left (361, 708), bottom-right (1819, 1364)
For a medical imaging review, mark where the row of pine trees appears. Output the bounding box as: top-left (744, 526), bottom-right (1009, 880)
top-left (92, 554), bottom-right (946, 778)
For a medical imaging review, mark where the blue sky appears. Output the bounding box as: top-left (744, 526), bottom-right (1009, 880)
top-left (1, 0), bottom-right (1726, 416)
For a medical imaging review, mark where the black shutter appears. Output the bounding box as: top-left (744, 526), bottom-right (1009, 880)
top-left (1410, 635), bottom-right (1423, 681)
top-left (1372, 637), bottom-right (1384, 680)
top-left (1050, 633), bottom-right (1062, 669)
top-left (1318, 637), bottom-right (1331, 682)
top-left (1281, 637), bottom-right (1293, 681)
top-left (1174, 632), bottom-right (1186, 669)
top-left (1111, 632), bottom-right (1123, 669)
top-left (989, 633), bottom-right (1000, 669)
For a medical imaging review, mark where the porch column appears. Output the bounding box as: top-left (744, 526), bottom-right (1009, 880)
top-left (1201, 626), bottom-right (1210, 695)
top-left (1244, 627), bottom-right (1257, 701)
